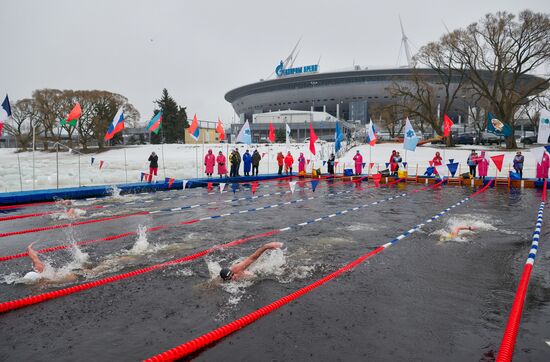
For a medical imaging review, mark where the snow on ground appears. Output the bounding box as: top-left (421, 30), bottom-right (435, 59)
top-left (0, 142), bottom-right (540, 193)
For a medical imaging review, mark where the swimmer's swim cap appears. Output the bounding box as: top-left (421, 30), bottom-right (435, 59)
top-left (220, 268), bottom-right (233, 281)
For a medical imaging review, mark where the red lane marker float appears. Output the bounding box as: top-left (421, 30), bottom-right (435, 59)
top-left (0, 211), bottom-right (149, 239)
top-left (0, 201), bottom-right (57, 211)
top-left (145, 181), bottom-right (486, 361)
top-left (496, 180), bottom-right (546, 362)
top-left (0, 205), bottom-right (104, 222)
top-left (0, 230), bottom-right (280, 314)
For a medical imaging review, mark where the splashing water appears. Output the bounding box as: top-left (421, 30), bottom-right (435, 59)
top-left (432, 215), bottom-right (498, 243)
top-left (109, 185), bottom-right (122, 198)
top-left (128, 225), bottom-right (150, 254)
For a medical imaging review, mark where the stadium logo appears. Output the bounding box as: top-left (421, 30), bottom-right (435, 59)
top-left (275, 61), bottom-right (318, 77)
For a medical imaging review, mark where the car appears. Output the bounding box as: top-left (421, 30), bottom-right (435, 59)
top-left (519, 134), bottom-right (550, 145)
top-left (479, 132), bottom-right (501, 145)
top-left (454, 133), bottom-right (476, 145)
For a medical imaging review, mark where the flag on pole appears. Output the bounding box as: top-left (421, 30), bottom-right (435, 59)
top-left (236, 120), bottom-right (252, 144)
top-left (446, 161), bottom-right (459, 177)
top-left (91, 157), bottom-right (95, 165)
top-left (61, 103), bottom-right (81, 127)
top-left (490, 154), bottom-right (504, 172)
top-left (369, 162), bottom-right (374, 169)
top-left (322, 160), bottom-right (326, 166)
top-left (309, 123), bottom-right (318, 155)
top-left (443, 114), bottom-right (454, 137)
top-left (335, 122), bottom-right (344, 152)
top-left (285, 123), bottom-right (291, 147)
top-left (268, 122), bottom-right (276, 143)
top-left (148, 111), bottom-right (163, 134)
top-left (216, 118), bottom-right (225, 141)
top-left (0, 95), bottom-right (11, 122)
top-left (487, 112), bottom-right (512, 137)
top-left (537, 113), bottom-right (550, 144)
top-left (366, 119), bottom-right (377, 146)
top-left (403, 118), bottom-right (419, 152)
top-left (188, 114), bottom-right (199, 140)
top-left (105, 107), bottom-right (125, 140)
top-left (0, 121), bottom-right (4, 137)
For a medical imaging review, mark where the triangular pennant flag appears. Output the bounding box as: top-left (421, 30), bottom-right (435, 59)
top-left (91, 157), bottom-right (95, 165)
top-left (251, 182), bottom-right (259, 194)
top-left (424, 167), bottom-right (435, 177)
top-left (369, 162), bottom-right (374, 169)
top-left (429, 160), bottom-right (434, 167)
top-left (168, 178), bottom-right (175, 188)
top-left (335, 161), bottom-right (339, 168)
top-left (99, 160), bottom-right (104, 169)
top-left (140, 172), bottom-right (145, 182)
top-left (448, 159), bottom-right (454, 164)
top-left (207, 182), bottom-right (213, 192)
top-left (490, 154), bottom-right (504, 172)
top-left (402, 162), bottom-right (407, 168)
top-left (372, 173), bottom-right (382, 187)
top-left (323, 160), bottom-right (326, 166)
top-left (435, 165), bottom-right (446, 178)
top-left (385, 162), bottom-right (390, 168)
top-left (306, 159), bottom-right (311, 165)
top-left (446, 162), bottom-right (459, 177)
top-left (531, 147), bottom-right (546, 164)
top-left (219, 183), bottom-right (226, 193)
top-left (182, 180), bottom-right (189, 190)
top-left (362, 162), bottom-right (366, 169)
top-left (289, 181), bottom-right (297, 193)
top-left (310, 180), bottom-right (319, 192)
top-left (545, 145), bottom-right (550, 154)
top-left (231, 183), bottom-right (239, 193)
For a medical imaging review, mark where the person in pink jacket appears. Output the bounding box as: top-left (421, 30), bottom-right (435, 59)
top-left (353, 150), bottom-right (363, 175)
top-left (536, 152), bottom-right (550, 181)
top-left (298, 152), bottom-right (306, 174)
top-left (476, 151), bottom-right (490, 180)
top-left (216, 151), bottom-right (228, 178)
top-left (204, 149), bottom-right (216, 177)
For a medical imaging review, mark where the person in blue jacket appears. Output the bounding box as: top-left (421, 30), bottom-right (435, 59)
top-left (242, 150), bottom-right (252, 176)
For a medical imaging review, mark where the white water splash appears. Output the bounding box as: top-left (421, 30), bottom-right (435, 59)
top-left (51, 208), bottom-right (87, 220)
top-left (128, 225), bottom-right (150, 254)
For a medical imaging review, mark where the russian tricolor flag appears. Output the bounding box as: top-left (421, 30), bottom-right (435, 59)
top-left (188, 114), bottom-right (200, 141)
top-left (104, 107), bottom-right (125, 141)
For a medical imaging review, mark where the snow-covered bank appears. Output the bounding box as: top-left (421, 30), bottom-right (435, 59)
top-left (0, 142), bottom-right (540, 193)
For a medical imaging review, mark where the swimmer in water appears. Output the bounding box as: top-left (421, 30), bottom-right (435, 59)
top-left (24, 243), bottom-right (78, 284)
top-left (439, 225), bottom-right (476, 241)
top-left (219, 242), bottom-right (283, 281)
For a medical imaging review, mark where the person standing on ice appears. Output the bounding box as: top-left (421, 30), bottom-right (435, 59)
top-left (298, 152), bottom-right (306, 175)
top-left (389, 150), bottom-right (398, 175)
top-left (536, 152), bottom-right (549, 181)
top-left (277, 152), bottom-right (285, 175)
top-left (432, 152), bottom-right (443, 166)
top-left (284, 151), bottom-right (294, 175)
top-left (467, 150), bottom-right (478, 178)
top-left (147, 152), bottom-right (159, 182)
top-left (476, 151), bottom-right (489, 180)
top-left (327, 153), bottom-right (335, 175)
top-left (235, 149), bottom-right (242, 176)
top-left (229, 150), bottom-right (238, 177)
top-left (513, 151), bottom-right (524, 179)
top-left (252, 150), bottom-right (261, 176)
top-left (392, 152), bottom-right (402, 176)
top-left (216, 151), bottom-right (227, 178)
top-left (353, 150), bottom-right (363, 175)
top-left (204, 149), bottom-right (215, 177)
top-left (242, 150), bottom-right (252, 176)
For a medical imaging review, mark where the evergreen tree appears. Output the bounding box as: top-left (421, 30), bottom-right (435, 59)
top-left (150, 89), bottom-right (188, 144)
top-left (275, 128), bottom-right (286, 143)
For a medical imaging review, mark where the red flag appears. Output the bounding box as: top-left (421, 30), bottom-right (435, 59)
top-left (306, 159), bottom-right (310, 165)
top-left (207, 182), bottom-right (213, 192)
top-left (251, 182), bottom-right (259, 194)
top-left (268, 122), bottom-right (275, 143)
top-left (168, 178), bottom-right (175, 188)
top-left (369, 162), bottom-right (374, 169)
top-left (372, 174), bottom-right (382, 187)
top-left (335, 161), bottom-right (339, 168)
top-left (0, 121), bottom-right (3, 136)
top-left (309, 123), bottom-right (318, 155)
top-left (443, 114), bottom-right (454, 137)
top-left (490, 154), bottom-right (504, 172)
top-left (99, 160), bottom-right (104, 169)
top-left (216, 118), bottom-right (225, 141)
top-left (429, 160), bottom-right (434, 167)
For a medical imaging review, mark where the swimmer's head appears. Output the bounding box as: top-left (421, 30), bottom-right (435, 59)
top-left (220, 268), bottom-right (234, 281)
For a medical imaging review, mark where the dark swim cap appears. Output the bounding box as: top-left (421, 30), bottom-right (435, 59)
top-left (220, 268), bottom-right (234, 281)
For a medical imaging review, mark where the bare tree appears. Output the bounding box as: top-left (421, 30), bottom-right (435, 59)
top-left (4, 99), bottom-right (38, 151)
top-left (440, 10), bottom-right (550, 148)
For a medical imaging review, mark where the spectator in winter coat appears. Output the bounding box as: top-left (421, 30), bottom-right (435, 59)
top-left (277, 152), bottom-right (285, 175)
top-left (284, 152), bottom-right (294, 175)
top-left (389, 150), bottom-right (398, 174)
top-left (229, 150), bottom-right (238, 177)
top-left (242, 150), bottom-right (252, 176)
top-left (392, 152), bottom-right (402, 176)
top-left (536, 152), bottom-right (549, 181)
top-left (217, 151), bottom-right (228, 178)
top-left (513, 151), bottom-right (524, 179)
top-left (148, 152), bottom-right (158, 182)
top-left (432, 152), bottom-right (443, 166)
top-left (235, 149), bottom-right (242, 176)
top-left (204, 149), bottom-right (215, 177)
top-left (327, 153), bottom-right (335, 175)
top-left (467, 150), bottom-right (478, 178)
top-left (353, 150), bottom-right (363, 175)
top-left (477, 151), bottom-right (489, 180)
top-left (252, 150), bottom-right (261, 176)
top-left (298, 153), bottom-right (306, 174)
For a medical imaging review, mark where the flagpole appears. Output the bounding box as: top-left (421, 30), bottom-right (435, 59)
top-left (77, 119), bottom-right (81, 187)
top-left (201, 121), bottom-right (205, 176)
top-left (32, 123), bottom-right (36, 190)
top-left (195, 140), bottom-right (199, 178)
top-left (16, 153), bottom-right (23, 192)
top-left (161, 142), bottom-right (166, 179)
top-left (124, 148), bottom-right (128, 183)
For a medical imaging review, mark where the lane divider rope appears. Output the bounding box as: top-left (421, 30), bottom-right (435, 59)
top-left (0, 179), bottom-right (429, 314)
top-left (496, 180), bottom-right (546, 362)
top-left (145, 180), bottom-right (492, 361)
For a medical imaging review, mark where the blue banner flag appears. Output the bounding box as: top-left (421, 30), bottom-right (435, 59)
top-left (323, 160), bottom-right (326, 166)
top-left (487, 112), bottom-right (512, 137)
top-left (334, 122), bottom-right (344, 153)
top-left (385, 162), bottom-right (390, 169)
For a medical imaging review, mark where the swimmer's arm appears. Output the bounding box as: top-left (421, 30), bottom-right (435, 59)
top-left (231, 242), bottom-right (283, 274)
top-left (451, 226), bottom-right (474, 237)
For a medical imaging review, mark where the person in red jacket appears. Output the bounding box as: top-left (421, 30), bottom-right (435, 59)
top-left (204, 149), bottom-right (215, 177)
top-left (276, 152), bottom-right (285, 175)
top-left (389, 150), bottom-right (398, 174)
top-left (353, 150), bottom-right (363, 175)
top-left (284, 151), bottom-right (294, 175)
top-left (432, 151), bottom-right (443, 166)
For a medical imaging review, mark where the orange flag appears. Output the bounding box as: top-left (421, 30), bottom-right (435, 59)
top-left (216, 118), bottom-right (225, 141)
top-left (443, 114), bottom-right (454, 137)
top-left (268, 122), bottom-right (275, 143)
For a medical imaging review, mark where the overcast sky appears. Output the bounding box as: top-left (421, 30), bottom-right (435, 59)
top-left (2, 0), bottom-right (548, 125)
